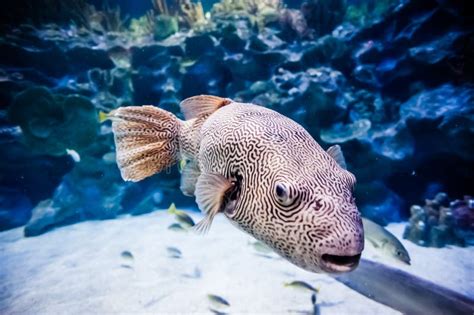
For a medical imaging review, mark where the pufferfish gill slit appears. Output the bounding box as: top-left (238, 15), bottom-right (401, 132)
top-left (106, 95), bottom-right (364, 274)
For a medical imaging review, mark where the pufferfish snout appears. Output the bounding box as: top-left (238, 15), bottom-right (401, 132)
top-left (254, 174), bottom-right (364, 274)
top-left (316, 205), bottom-right (364, 273)
top-left (106, 94), bottom-right (365, 274)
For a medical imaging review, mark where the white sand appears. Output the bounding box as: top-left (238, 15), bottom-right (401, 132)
top-left (0, 210), bottom-right (472, 315)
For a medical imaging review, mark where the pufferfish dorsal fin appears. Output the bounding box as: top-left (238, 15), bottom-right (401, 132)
top-left (180, 95), bottom-right (232, 120)
top-left (193, 173), bottom-right (233, 234)
top-left (327, 145), bottom-right (347, 170)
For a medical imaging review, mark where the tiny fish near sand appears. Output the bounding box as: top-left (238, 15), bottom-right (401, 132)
top-left (120, 250), bottom-right (134, 269)
top-left (284, 281), bottom-right (319, 293)
top-left (248, 240), bottom-right (273, 254)
top-left (166, 246), bottom-right (182, 258)
top-left (311, 293), bottom-right (320, 315)
top-left (207, 294), bottom-right (230, 309)
top-left (105, 95), bottom-right (364, 273)
top-left (120, 250), bottom-right (134, 260)
top-left (182, 266), bottom-right (202, 279)
top-left (167, 223), bottom-right (187, 232)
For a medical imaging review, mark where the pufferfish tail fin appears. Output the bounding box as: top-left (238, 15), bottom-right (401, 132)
top-left (180, 95), bottom-right (232, 120)
top-left (108, 105), bottom-right (181, 182)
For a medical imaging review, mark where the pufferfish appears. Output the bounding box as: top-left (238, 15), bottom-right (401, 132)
top-left (107, 95), bottom-right (364, 273)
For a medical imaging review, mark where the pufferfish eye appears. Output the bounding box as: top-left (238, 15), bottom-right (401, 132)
top-left (276, 183), bottom-right (286, 198)
top-left (275, 183), bottom-right (295, 206)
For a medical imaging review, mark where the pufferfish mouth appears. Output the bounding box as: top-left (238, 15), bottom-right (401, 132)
top-left (321, 253), bottom-right (361, 273)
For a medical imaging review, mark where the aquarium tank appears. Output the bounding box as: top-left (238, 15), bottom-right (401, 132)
top-left (0, 0), bottom-right (473, 314)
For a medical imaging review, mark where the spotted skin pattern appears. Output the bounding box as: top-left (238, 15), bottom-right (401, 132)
top-left (182, 102), bottom-right (364, 273)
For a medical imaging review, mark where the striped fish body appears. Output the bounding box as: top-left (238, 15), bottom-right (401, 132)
top-left (108, 95), bottom-right (364, 273)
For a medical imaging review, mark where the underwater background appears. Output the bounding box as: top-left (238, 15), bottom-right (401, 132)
top-left (0, 0), bottom-right (473, 314)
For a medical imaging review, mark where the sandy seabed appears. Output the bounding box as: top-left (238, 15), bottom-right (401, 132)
top-left (0, 210), bottom-right (473, 315)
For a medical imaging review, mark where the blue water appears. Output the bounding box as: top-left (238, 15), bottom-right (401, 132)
top-left (0, 0), bottom-right (473, 314)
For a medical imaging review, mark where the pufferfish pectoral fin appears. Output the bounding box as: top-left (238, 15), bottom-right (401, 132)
top-left (193, 173), bottom-right (233, 234)
top-left (179, 95), bottom-right (232, 120)
top-left (327, 145), bottom-right (347, 170)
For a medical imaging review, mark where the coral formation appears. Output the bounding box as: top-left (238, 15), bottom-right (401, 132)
top-left (403, 193), bottom-right (474, 247)
top-left (153, 15), bottom-right (180, 40)
top-left (301, 0), bottom-right (347, 36)
top-left (8, 87), bottom-right (99, 156)
top-left (179, 0), bottom-right (207, 28)
top-left (211, 0), bottom-right (283, 31)
top-left (151, 0), bottom-right (207, 30)
top-left (345, 0), bottom-right (396, 26)
top-left (82, 2), bottom-right (128, 33)
top-left (129, 0), bottom-right (208, 41)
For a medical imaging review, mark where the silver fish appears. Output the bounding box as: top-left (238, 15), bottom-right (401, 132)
top-left (362, 218), bottom-right (411, 265)
top-left (334, 259), bottom-right (474, 315)
top-left (106, 95), bottom-right (364, 273)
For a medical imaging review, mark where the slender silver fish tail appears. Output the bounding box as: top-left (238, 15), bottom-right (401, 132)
top-left (334, 259), bottom-right (474, 315)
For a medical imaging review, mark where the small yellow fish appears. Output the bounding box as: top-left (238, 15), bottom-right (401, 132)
top-left (167, 203), bottom-right (195, 227)
top-left (98, 110), bottom-right (109, 123)
top-left (284, 281), bottom-right (319, 293)
top-left (167, 203), bottom-right (181, 214)
top-left (178, 159), bottom-right (187, 173)
top-left (207, 294), bottom-right (230, 308)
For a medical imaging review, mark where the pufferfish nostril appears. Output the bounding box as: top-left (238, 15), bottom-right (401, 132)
top-left (312, 199), bottom-right (323, 211)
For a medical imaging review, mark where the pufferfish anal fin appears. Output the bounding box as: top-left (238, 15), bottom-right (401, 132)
top-left (193, 173), bottom-right (233, 234)
top-left (180, 160), bottom-right (200, 196)
top-left (180, 95), bottom-right (232, 120)
top-left (327, 145), bottom-right (347, 170)
top-left (108, 105), bottom-right (180, 182)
